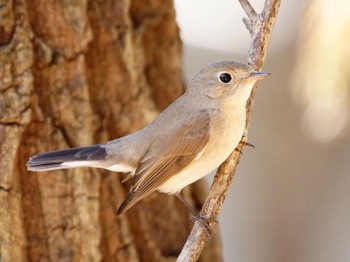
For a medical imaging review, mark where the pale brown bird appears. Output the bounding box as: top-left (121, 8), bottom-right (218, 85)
top-left (27, 60), bottom-right (268, 216)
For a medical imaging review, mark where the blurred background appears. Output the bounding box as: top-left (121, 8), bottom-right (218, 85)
top-left (174, 0), bottom-right (350, 261)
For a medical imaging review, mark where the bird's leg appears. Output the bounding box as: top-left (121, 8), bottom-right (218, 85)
top-left (175, 193), bottom-right (217, 237)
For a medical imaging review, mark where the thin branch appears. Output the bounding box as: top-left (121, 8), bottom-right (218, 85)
top-left (177, 0), bottom-right (281, 261)
top-left (242, 17), bottom-right (254, 35)
top-left (239, 0), bottom-right (258, 21)
top-left (240, 0), bottom-right (260, 36)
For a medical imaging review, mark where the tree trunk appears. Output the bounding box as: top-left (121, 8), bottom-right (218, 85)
top-left (0, 0), bottom-right (222, 261)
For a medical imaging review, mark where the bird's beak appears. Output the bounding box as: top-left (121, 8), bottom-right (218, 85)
top-left (247, 71), bottom-right (270, 80)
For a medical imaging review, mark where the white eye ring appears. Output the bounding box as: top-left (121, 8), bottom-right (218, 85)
top-left (218, 72), bottom-right (233, 83)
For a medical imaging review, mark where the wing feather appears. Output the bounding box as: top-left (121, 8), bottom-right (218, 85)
top-left (117, 110), bottom-right (210, 214)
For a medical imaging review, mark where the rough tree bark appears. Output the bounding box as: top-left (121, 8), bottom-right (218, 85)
top-left (0, 1), bottom-right (222, 261)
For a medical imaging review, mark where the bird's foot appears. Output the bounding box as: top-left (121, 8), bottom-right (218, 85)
top-left (190, 213), bottom-right (218, 238)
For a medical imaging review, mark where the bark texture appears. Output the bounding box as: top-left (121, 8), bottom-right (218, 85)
top-left (0, 0), bottom-right (222, 261)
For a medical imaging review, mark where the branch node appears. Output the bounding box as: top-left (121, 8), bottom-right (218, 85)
top-left (239, 0), bottom-right (259, 21)
top-left (242, 17), bottom-right (253, 35)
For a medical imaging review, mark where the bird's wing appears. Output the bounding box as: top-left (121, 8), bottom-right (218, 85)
top-left (117, 110), bottom-right (210, 214)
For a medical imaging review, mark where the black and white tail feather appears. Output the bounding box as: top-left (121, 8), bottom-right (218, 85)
top-left (27, 145), bottom-right (107, 171)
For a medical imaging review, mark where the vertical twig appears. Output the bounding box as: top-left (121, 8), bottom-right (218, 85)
top-left (177, 0), bottom-right (281, 261)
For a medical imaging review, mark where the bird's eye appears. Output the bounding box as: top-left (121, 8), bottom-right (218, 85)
top-left (219, 73), bottom-right (232, 83)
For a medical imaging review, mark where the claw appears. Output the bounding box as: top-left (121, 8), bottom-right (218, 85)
top-left (191, 215), bottom-right (216, 238)
top-left (240, 141), bottom-right (255, 149)
top-left (235, 148), bottom-right (243, 154)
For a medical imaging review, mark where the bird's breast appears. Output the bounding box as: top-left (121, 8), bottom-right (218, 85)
top-left (157, 102), bottom-right (247, 194)
top-left (205, 103), bottom-right (247, 165)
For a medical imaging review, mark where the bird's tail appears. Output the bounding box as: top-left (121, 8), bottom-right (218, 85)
top-left (27, 145), bottom-right (107, 171)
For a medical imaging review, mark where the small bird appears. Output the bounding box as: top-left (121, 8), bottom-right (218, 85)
top-left (27, 60), bottom-right (268, 216)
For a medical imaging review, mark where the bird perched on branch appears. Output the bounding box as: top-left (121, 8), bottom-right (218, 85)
top-left (27, 59), bottom-right (268, 217)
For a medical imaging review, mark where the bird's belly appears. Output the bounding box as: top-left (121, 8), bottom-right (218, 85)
top-left (158, 110), bottom-right (245, 194)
